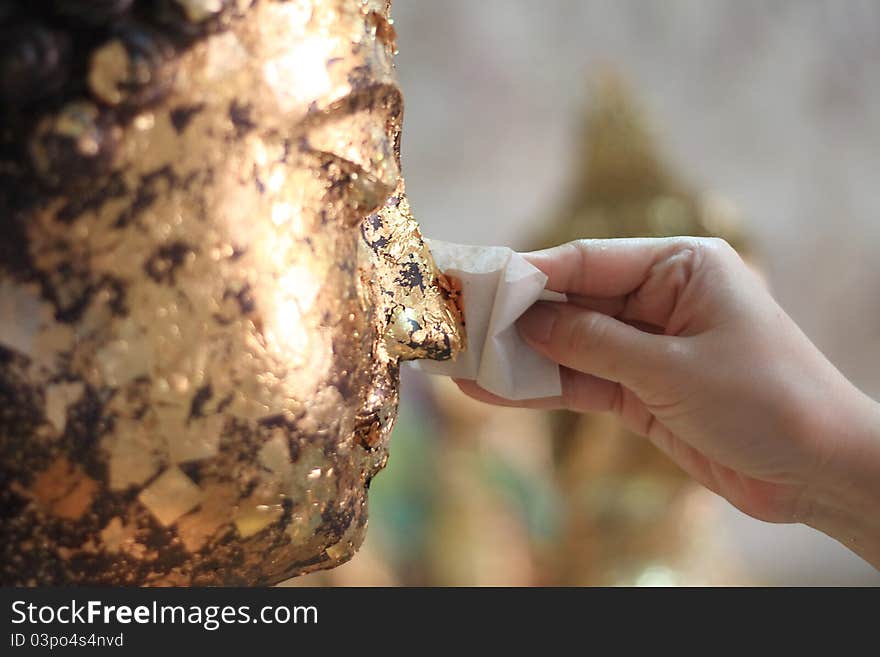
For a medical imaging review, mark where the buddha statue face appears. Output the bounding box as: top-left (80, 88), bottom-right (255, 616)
top-left (0, 0), bottom-right (462, 585)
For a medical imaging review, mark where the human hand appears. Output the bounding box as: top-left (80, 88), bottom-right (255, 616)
top-left (456, 238), bottom-right (880, 566)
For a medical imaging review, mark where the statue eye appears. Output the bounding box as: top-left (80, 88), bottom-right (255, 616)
top-left (303, 84), bottom-right (403, 206)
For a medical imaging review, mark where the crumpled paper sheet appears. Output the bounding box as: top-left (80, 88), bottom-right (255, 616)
top-left (412, 239), bottom-right (566, 400)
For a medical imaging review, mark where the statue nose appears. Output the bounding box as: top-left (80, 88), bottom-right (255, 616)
top-left (359, 179), bottom-right (465, 364)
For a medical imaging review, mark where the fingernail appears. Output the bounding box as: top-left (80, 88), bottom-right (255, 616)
top-left (517, 302), bottom-right (558, 345)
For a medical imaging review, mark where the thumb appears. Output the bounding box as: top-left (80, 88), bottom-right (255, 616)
top-left (517, 302), bottom-right (680, 392)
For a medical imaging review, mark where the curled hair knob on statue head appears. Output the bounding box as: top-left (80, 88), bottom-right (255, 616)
top-left (0, 1), bottom-right (250, 194)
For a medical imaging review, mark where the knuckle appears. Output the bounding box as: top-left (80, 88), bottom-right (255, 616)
top-left (565, 311), bottom-right (606, 358)
top-left (657, 336), bottom-right (692, 373)
top-left (574, 238), bottom-right (590, 265)
top-left (628, 336), bottom-right (688, 399)
top-left (695, 236), bottom-right (737, 263)
top-left (662, 237), bottom-right (741, 280)
top-left (541, 240), bottom-right (591, 293)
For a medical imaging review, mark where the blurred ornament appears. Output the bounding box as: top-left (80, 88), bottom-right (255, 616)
top-left (532, 72), bottom-right (750, 252)
top-left (525, 71), bottom-right (750, 585)
top-left (422, 379), bottom-right (552, 586)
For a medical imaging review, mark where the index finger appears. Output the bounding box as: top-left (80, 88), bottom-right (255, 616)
top-left (522, 237), bottom-right (701, 298)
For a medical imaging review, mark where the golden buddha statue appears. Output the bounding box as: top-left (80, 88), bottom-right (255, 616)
top-left (0, 0), bottom-right (462, 585)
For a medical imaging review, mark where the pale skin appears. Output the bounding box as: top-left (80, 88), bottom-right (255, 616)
top-left (455, 237), bottom-right (880, 569)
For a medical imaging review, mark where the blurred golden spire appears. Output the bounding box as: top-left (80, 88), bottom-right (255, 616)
top-left (532, 70), bottom-right (749, 254)
top-left (576, 72), bottom-right (672, 203)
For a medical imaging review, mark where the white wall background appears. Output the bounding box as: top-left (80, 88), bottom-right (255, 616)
top-left (393, 0), bottom-right (880, 585)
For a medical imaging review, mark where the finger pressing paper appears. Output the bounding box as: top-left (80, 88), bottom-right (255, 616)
top-left (411, 239), bottom-right (567, 400)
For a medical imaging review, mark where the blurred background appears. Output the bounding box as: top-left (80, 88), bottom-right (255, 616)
top-left (291, 0), bottom-right (880, 586)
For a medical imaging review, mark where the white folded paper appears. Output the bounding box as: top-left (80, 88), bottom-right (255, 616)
top-left (412, 239), bottom-right (567, 400)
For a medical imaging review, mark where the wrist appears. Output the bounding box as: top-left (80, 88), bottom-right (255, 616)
top-left (803, 389), bottom-right (880, 568)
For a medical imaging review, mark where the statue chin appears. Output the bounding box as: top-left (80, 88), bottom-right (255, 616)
top-left (0, 0), bottom-right (462, 585)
